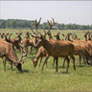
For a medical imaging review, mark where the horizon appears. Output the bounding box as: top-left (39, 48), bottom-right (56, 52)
top-left (0, 1), bottom-right (92, 25)
top-left (0, 18), bottom-right (91, 26)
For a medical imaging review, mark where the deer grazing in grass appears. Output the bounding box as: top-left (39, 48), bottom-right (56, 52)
top-left (0, 39), bottom-right (23, 72)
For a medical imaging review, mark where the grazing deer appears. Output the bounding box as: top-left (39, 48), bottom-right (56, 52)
top-left (0, 39), bottom-right (23, 72)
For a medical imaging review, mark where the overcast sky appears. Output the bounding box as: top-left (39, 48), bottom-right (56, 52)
top-left (0, 1), bottom-right (92, 25)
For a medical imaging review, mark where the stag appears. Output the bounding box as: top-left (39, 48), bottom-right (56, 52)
top-left (21, 17), bottom-right (42, 58)
top-left (31, 18), bottom-right (56, 68)
top-left (32, 31), bottom-right (76, 73)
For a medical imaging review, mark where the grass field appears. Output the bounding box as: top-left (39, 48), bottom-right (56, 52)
top-left (0, 29), bottom-right (92, 92)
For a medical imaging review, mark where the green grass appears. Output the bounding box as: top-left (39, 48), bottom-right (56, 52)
top-left (0, 29), bottom-right (92, 92)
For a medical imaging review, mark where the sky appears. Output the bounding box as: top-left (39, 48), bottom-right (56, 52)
top-left (0, 1), bottom-right (92, 25)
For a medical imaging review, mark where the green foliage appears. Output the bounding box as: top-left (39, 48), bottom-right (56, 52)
top-left (0, 19), bottom-right (92, 30)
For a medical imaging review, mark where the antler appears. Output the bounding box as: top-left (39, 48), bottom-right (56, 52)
top-left (47, 18), bottom-right (55, 34)
top-left (34, 17), bottom-right (42, 31)
top-left (9, 33), bottom-right (12, 40)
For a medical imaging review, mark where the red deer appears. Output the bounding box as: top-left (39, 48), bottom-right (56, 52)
top-left (32, 31), bottom-right (76, 73)
top-left (7, 32), bottom-right (23, 50)
top-left (0, 39), bottom-right (23, 72)
top-left (31, 18), bottom-right (55, 68)
top-left (20, 18), bottom-right (42, 58)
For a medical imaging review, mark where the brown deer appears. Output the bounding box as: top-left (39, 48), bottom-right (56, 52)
top-left (72, 32), bottom-right (92, 65)
top-left (62, 32), bottom-right (92, 66)
top-left (32, 31), bottom-right (76, 73)
top-left (20, 17), bottom-right (42, 58)
top-left (2, 32), bottom-right (22, 50)
top-left (0, 39), bottom-right (23, 72)
top-left (31, 18), bottom-right (55, 68)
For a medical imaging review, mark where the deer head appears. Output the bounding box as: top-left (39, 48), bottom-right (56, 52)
top-left (54, 32), bottom-right (60, 40)
top-left (24, 32), bottom-right (30, 39)
top-left (16, 32), bottom-right (22, 41)
top-left (83, 31), bottom-right (89, 41)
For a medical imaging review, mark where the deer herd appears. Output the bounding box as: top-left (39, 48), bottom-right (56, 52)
top-left (0, 18), bottom-right (92, 73)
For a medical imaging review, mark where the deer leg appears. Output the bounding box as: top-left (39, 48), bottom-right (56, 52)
top-left (65, 56), bottom-right (70, 73)
top-left (53, 58), bottom-right (56, 68)
top-left (16, 63), bottom-right (23, 73)
top-left (86, 57), bottom-right (90, 65)
top-left (61, 58), bottom-right (66, 68)
top-left (71, 56), bottom-right (76, 70)
top-left (41, 56), bottom-right (49, 71)
top-left (10, 62), bottom-right (13, 71)
top-left (30, 47), bottom-right (33, 54)
top-left (55, 57), bottom-right (58, 72)
top-left (39, 57), bottom-right (43, 67)
top-left (78, 55), bottom-right (81, 66)
top-left (83, 56), bottom-right (87, 65)
top-left (2, 57), bottom-right (6, 72)
top-left (46, 57), bottom-right (49, 68)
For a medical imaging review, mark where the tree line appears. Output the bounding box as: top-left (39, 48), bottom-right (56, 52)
top-left (0, 19), bottom-right (92, 30)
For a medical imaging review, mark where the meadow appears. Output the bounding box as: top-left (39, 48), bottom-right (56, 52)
top-left (0, 29), bottom-right (92, 92)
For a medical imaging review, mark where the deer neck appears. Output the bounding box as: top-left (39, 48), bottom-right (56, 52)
top-left (41, 39), bottom-right (52, 53)
top-left (18, 36), bottom-right (21, 41)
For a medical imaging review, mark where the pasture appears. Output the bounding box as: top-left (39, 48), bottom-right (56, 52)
top-left (0, 29), bottom-right (92, 92)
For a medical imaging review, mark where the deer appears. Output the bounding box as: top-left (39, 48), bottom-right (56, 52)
top-left (71, 32), bottom-right (92, 65)
top-left (55, 32), bottom-right (92, 68)
top-left (20, 18), bottom-right (43, 64)
top-left (31, 18), bottom-right (56, 68)
top-left (31, 28), bottom-right (76, 73)
top-left (0, 39), bottom-right (23, 72)
top-left (4, 32), bottom-right (23, 51)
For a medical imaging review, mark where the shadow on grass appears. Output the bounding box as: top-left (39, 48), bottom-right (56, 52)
top-left (77, 65), bottom-right (90, 68)
top-left (23, 69), bottom-right (30, 73)
top-left (53, 71), bottom-right (70, 75)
